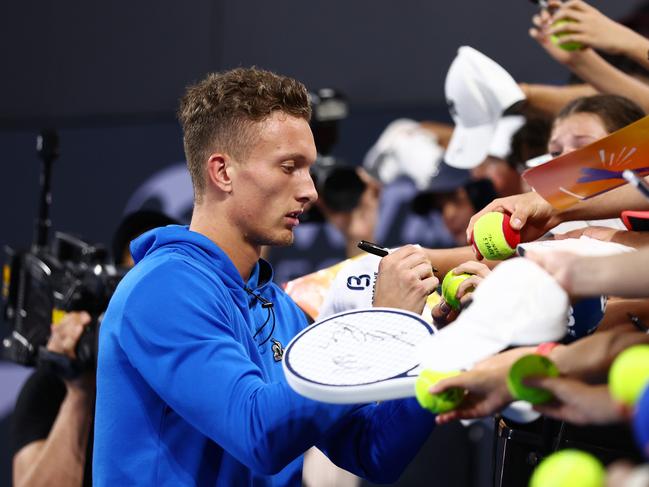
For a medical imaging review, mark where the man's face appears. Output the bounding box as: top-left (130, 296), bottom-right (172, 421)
top-left (437, 187), bottom-right (475, 245)
top-left (228, 111), bottom-right (318, 247)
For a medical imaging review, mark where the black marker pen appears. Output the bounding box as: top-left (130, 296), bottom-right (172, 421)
top-left (357, 240), bottom-right (389, 257)
top-left (357, 240), bottom-right (438, 273)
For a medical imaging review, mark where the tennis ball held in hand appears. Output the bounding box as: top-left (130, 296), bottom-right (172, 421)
top-left (507, 354), bottom-right (559, 405)
top-left (415, 369), bottom-right (464, 414)
top-left (529, 449), bottom-right (604, 487)
top-left (441, 271), bottom-right (473, 311)
top-left (550, 19), bottom-right (584, 52)
top-left (608, 344), bottom-right (649, 406)
top-left (470, 212), bottom-right (520, 260)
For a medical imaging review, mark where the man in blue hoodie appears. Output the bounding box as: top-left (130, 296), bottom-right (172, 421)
top-left (93, 67), bottom-right (439, 486)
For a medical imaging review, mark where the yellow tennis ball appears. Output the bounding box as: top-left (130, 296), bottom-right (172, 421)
top-left (529, 449), bottom-right (604, 487)
top-left (608, 344), bottom-right (649, 406)
top-left (507, 354), bottom-right (559, 405)
top-left (471, 212), bottom-right (520, 260)
top-left (441, 271), bottom-right (472, 311)
top-left (415, 369), bottom-right (464, 414)
top-left (550, 19), bottom-right (584, 52)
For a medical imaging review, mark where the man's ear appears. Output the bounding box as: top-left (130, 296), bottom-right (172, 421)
top-left (206, 153), bottom-right (234, 193)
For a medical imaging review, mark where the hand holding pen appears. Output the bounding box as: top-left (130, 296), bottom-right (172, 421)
top-left (359, 241), bottom-right (439, 314)
top-left (358, 240), bottom-right (438, 274)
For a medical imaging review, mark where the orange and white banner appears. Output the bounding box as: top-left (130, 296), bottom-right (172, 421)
top-left (523, 115), bottom-right (649, 209)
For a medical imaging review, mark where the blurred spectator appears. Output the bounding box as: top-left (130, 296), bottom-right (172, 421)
top-left (412, 162), bottom-right (498, 246)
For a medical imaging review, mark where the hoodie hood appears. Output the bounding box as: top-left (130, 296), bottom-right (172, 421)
top-left (129, 225), bottom-right (273, 292)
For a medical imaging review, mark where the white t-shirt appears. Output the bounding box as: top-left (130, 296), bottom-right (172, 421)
top-left (317, 253), bottom-right (440, 323)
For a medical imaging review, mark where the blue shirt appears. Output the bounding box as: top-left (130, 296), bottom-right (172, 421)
top-left (93, 225), bottom-right (435, 486)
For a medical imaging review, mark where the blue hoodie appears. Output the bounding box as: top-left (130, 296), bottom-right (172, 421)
top-left (93, 226), bottom-right (435, 486)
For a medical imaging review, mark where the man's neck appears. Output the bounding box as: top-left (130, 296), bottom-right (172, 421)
top-left (190, 207), bottom-right (260, 281)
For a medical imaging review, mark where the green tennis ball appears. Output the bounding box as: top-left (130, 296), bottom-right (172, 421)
top-left (608, 344), bottom-right (649, 406)
top-left (471, 212), bottom-right (520, 260)
top-left (529, 449), bottom-right (604, 487)
top-left (441, 271), bottom-right (473, 310)
top-left (415, 369), bottom-right (464, 414)
top-left (550, 19), bottom-right (584, 52)
top-left (507, 354), bottom-right (559, 405)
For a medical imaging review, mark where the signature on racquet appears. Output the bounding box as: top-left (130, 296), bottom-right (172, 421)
top-left (282, 308), bottom-right (436, 404)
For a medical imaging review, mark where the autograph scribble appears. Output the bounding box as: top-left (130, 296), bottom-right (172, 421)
top-left (319, 321), bottom-right (417, 350)
top-left (300, 316), bottom-right (426, 378)
top-left (330, 354), bottom-right (368, 373)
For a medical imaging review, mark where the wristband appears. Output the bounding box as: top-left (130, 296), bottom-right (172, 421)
top-left (536, 342), bottom-right (559, 357)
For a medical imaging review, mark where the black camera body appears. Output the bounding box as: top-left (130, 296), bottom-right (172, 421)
top-left (1, 131), bottom-right (124, 374)
top-left (303, 89), bottom-right (367, 221)
top-left (310, 155), bottom-right (366, 213)
top-left (2, 232), bottom-right (124, 370)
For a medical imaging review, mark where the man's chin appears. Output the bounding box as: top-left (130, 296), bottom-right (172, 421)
top-left (260, 232), bottom-right (294, 247)
top-left (274, 234), bottom-right (294, 247)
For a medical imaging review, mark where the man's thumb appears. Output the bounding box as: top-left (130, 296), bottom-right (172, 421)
top-left (509, 210), bottom-right (526, 231)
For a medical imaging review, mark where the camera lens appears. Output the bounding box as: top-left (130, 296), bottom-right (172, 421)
top-left (321, 167), bottom-right (366, 212)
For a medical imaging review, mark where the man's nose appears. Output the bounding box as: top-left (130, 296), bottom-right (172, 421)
top-left (298, 171), bottom-right (318, 205)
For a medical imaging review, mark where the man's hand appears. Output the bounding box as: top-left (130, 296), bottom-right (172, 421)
top-left (47, 311), bottom-right (91, 358)
top-left (526, 376), bottom-right (628, 425)
top-left (452, 260), bottom-right (491, 303)
top-left (47, 311), bottom-right (94, 391)
top-left (374, 245), bottom-right (438, 315)
top-left (529, 1), bottom-right (582, 66)
top-left (466, 192), bottom-right (560, 257)
top-left (430, 364), bottom-right (513, 424)
top-left (431, 261), bottom-right (491, 328)
top-left (550, 0), bottom-right (640, 57)
top-left (427, 348), bottom-right (537, 424)
top-left (524, 250), bottom-right (580, 296)
top-left (430, 299), bottom-right (459, 329)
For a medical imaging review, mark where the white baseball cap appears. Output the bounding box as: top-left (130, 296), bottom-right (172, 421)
top-left (444, 46), bottom-right (526, 169)
top-left (417, 257), bottom-right (568, 372)
top-left (488, 115), bottom-right (526, 161)
top-left (363, 118), bottom-right (444, 191)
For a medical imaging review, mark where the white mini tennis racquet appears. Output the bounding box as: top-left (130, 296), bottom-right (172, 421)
top-left (283, 308), bottom-right (435, 404)
top-left (284, 258), bottom-right (570, 406)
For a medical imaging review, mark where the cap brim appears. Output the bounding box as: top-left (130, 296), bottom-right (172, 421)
top-left (425, 163), bottom-right (471, 193)
top-left (445, 123), bottom-right (496, 169)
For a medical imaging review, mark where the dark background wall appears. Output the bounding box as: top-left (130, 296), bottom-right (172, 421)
top-left (0, 0), bottom-right (644, 484)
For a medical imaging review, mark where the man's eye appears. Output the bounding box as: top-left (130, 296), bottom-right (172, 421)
top-left (550, 151), bottom-right (562, 158)
top-left (282, 163), bottom-right (296, 172)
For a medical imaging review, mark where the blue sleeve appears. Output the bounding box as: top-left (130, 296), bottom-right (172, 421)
top-left (318, 398), bottom-right (436, 483)
top-left (118, 260), bottom-right (356, 475)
